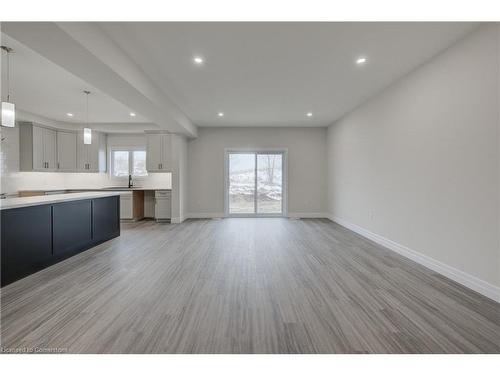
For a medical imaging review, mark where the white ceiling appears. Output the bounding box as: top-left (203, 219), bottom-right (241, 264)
top-left (2, 23), bottom-right (479, 130)
top-left (0, 33), bottom-right (149, 125)
top-left (101, 22), bottom-right (479, 127)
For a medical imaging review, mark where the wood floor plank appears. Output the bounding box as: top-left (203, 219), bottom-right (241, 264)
top-left (1, 218), bottom-right (499, 353)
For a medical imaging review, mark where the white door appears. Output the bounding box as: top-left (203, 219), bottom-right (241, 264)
top-left (76, 131), bottom-right (89, 171)
top-left (57, 131), bottom-right (77, 171)
top-left (146, 134), bottom-right (162, 171)
top-left (32, 125), bottom-right (45, 171)
top-left (226, 151), bottom-right (285, 217)
top-left (87, 132), bottom-right (100, 172)
top-left (155, 190), bottom-right (171, 220)
top-left (161, 134), bottom-right (172, 172)
top-left (119, 193), bottom-right (133, 219)
top-left (43, 128), bottom-right (57, 170)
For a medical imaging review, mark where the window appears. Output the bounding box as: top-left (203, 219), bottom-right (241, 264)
top-left (112, 151), bottom-right (129, 177)
top-left (226, 151), bottom-right (285, 216)
top-left (132, 151), bottom-right (147, 177)
top-left (111, 150), bottom-right (148, 178)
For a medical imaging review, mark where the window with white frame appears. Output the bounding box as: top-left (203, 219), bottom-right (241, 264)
top-left (111, 150), bottom-right (148, 178)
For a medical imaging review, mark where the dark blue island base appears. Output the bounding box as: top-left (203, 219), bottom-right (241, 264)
top-left (1, 195), bottom-right (120, 287)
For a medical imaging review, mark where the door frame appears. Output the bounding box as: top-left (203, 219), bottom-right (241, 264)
top-left (224, 148), bottom-right (288, 218)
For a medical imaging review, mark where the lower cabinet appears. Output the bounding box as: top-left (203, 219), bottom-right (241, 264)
top-left (53, 200), bottom-right (92, 256)
top-left (155, 190), bottom-right (171, 221)
top-left (1, 205), bottom-right (53, 285)
top-left (0, 195), bottom-right (120, 287)
top-left (119, 192), bottom-right (133, 220)
top-left (118, 191), bottom-right (145, 221)
top-left (93, 196), bottom-right (120, 242)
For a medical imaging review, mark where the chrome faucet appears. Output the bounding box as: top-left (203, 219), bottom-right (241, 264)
top-left (128, 174), bottom-right (133, 188)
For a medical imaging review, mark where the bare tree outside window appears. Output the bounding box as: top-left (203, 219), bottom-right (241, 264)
top-left (264, 155), bottom-right (277, 185)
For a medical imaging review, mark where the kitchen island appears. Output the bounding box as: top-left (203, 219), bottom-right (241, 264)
top-left (1, 192), bottom-right (121, 286)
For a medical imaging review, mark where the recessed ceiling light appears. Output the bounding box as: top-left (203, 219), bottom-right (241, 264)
top-left (356, 57), bottom-right (367, 65)
top-left (218, 112), bottom-right (224, 117)
top-left (129, 112), bottom-right (136, 117)
top-left (193, 56), bottom-right (204, 65)
top-left (66, 113), bottom-right (74, 117)
top-left (306, 112), bottom-right (313, 117)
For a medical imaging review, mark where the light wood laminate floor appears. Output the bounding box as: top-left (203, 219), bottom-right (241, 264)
top-left (1, 218), bottom-right (499, 353)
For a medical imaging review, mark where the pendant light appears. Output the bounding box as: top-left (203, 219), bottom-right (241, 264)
top-left (83, 90), bottom-right (91, 144)
top-left (1, 46), bottom-right (15, 128)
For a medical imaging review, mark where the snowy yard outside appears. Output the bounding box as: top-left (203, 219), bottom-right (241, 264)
top-left (229, 153), bottom-right (283, 214)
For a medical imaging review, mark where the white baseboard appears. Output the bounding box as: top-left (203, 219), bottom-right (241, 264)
top-left (187, 212), bottom-right (329, 219)
top-left (329, 215), bottom-right (500, 303)
top-left (288, 212), bottom-right (330, 219)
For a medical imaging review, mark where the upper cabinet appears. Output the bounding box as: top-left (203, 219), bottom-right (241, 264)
top-left (19, 122), bottom-right (106, 173)
top-left (77, 130), bottom-right (107, 172)
top-left (20, 123), bottom-right (57, 171)
top-left (146, 133), bottom-right (172, 172)
top-left (57, 131), bottom-right (77, 171)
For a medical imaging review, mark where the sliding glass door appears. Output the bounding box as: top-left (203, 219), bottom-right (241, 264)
top-left (227, 151), bottom-right (285, 216)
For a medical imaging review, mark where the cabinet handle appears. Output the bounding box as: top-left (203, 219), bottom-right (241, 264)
top-left (57, 162), bottom-right (60, 169)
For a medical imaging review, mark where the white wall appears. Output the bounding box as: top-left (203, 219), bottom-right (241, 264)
top-left (187, 127), bottom-right (327, 217)
top-left (0, 128), bottom-right (171, 194)
top-left (326, 25), bottom-right (500, 293)
top-left (170, 134), bottom-right (188, 223)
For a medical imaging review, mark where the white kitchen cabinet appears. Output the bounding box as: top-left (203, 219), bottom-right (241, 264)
top-left (146, 133), bottom-right (172, 172)
top-left (146, 134), bottom-right (162, 171)
top-left (154, 190), bottom-right (171, 221)
top-left (56, 131), bottom-right (77, 171)
top-left (31, 125), bottom-right (45, 171)
top-left (19, 123), bottom-right (105, 173)
top-left (119, 192), bottom-right (133, 220)
top-left (43, 127), bottom-right (57, 170)
top-left (161, 134), bottom-right (172, 171)
top-left (19, 122), bottom-right (57, 171)
top-left (77, 130), bottom-right (107, 172)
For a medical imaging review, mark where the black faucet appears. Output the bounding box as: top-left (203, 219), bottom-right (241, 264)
top-left (128, 174), bottom-right (133, 188)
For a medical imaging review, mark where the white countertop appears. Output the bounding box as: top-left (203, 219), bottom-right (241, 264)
top-left (0, 192), bottom-right (121, 210)
top-left (16, 187), bottom-right (171, 192)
